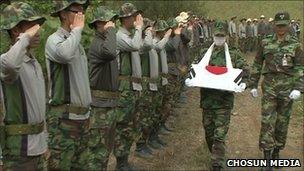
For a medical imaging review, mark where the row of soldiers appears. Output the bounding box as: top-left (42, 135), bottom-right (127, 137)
top-left (0, 1), bottom-right (201, 171)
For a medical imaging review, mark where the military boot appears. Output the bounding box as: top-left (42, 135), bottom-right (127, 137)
top-left (260, 150), bottom-right (273, 171)
top-left (135, 143), bottom-right (153, 159)
top-left (148, 134), bottom-right (164, 150)
top-left (116, 157), bottom-right (137, 171)
top-left (272, 148), bottom-right (282, 169)
top-left (212, 166), bottom-right (221, 171)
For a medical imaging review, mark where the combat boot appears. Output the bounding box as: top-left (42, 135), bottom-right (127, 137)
top-left (148, 135), bottom-right (164, 150)
top-left (159, 125), bottom-right (171, 135)
top-left (116, 157), bottom-right (138, 171)
top-left (260, 150), bottom-right (273, 171)
top-left (135, 144), bottom-right (153, 159)
top-left (212, 166), bottom-right (221, 171)
top-left (272, 148), bottom-right (282, 169)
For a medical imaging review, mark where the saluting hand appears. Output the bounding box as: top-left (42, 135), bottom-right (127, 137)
top-left (104, 20), bottom-right (115, 30)
top-left (25, 24), bottom-right (40, 38)
top-left (165, 28), bottom-right (172, 37)
top-left (134, 14), bottom-right (144, 29)
top-left (174, 26), bottom-right (182, 35)
top-left (70, 12), bottom-right (85, 30)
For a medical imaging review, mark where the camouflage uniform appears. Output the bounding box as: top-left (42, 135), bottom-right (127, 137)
top-left (114, 3), bottom-right (143, 169)
top-left (135, 18), bottom-right (157, 156)
top-left (45, 1), bottom-right (92, 170)
top-left (0, 2), bottom-right (48, 170)
top-left (250, 12), bottom-right (304, 152)
top-left (87, 6), bottom-right (119, 170)
top-left (165, 18), bottom-right (183, 106)
top-left (199, 21), bottom-right (250, 169)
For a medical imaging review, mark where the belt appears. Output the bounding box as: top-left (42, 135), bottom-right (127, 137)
top-left (168, 63), bottom-right (178, 68)
top-left (2, 121), bottom-right (44, 136)
top-left (92, 90), bottom-right (121, 99)
top-left (118, 75), bottom-right (142, 84)
top-left (50, 104), bottom-right (90, 115)
top-left (142, 77), bottom-right (158, 84)
top-left (160, 73), bottom-right (168, 78)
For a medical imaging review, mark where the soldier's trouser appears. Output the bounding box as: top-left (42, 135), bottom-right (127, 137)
top-left (160, 84), bottom-right (173, 123)
top-left (3, 154), bottom-right (48, 171)
top-left (47, 109), bottom-right (90, 170)
top-left (259, 74), bottom-right (294, 150)
top-left (202, 108), bottom-right (231, 167)
top-left (238, 38), bottom-right (246, 52)
top-left (151, 91), bottom-right (163, 132)
top-left (114, 90), bottom-right (138, 159)
top-left (168, 73), bottom-right (181, 105)
top-left (87, 107), bottom-right (117, 170)
top-left (137, 89), bottom-right (154, 147)
top-left (229, 36), bottom-right (236, 47)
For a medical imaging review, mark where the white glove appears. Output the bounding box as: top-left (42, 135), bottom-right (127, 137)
top-left (235, 83), bottom-right (246, 93)
top-left (289, 90), bottom-right (301, 100)
top-left (250, 89), bottom-right (258, 98)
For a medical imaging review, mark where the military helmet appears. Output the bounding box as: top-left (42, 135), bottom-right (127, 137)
top-left (167, 18), bottom-right (178, 28)
top-left (0, 2), bottom-right (46, 30)
top-left (154, 20), bottom-right (169, 32)
top-left (88, 6), bottom-right (118, 29)
top-left (50, 0), bottom-right (89, 17)
top-left (118, 3), bottom-right (142, 18)
top-left (274, 11), bottom-right (290, 26)
top-left (213, 20), bottom-right (226, 36)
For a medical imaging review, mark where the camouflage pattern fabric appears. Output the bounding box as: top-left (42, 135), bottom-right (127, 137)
top-left (0, 2), bottom-right (46, 30)
top-left (202, 109), bottom-right (231, 167)
top-left (250, 32), bottom-right (304, 151)
top-left (88, 6), bottom-right (118, 28)
top-left (3, 154), bottom-right (48, 171)
top-left (259, 73), bottom-right (294, 150)
top-left (113, 90), bottom-right (138, 159)
top-left (86, 107), bottom-right (117, 170)
top-left (50, 0), bottom-right (88, 17)
top-left (47, 109), bottom-right (91, 170)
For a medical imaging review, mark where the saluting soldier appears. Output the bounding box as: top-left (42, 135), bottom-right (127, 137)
top-left (45, 0), bottom-right (92, 170)
top-left (115, 3), bottom-right (144, 170)
top-left (87, 6), bottom-right (119, 170)
top-left (0, 2), bottom-right (48, 170)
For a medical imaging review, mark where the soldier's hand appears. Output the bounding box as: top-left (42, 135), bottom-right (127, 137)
top-left (250, 88), bottom-right (258, 98)
top-left (134, 14), bottom-right (144, 29)
top-left (70, 12), bottom-right (85, 30)
top-left (289, 90), bottom-right (301, 100)
top-left (174, 27), bottom-right (182, 35)
top-left (165, 29), bottom-right (172, 37)
top-left (104, 20), bottom-right (115, 30)
top-left (24, 24), bottom-right (40, 38)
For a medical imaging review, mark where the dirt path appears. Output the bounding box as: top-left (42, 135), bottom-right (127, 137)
top-left (108, 52), bottom-right (303, 171)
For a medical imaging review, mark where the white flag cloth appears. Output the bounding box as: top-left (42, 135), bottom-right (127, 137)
top-left (185, 43), bottom-right (244, 92)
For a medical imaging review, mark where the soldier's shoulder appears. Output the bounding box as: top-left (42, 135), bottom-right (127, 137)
top-left (261, 34), bottom-right (274, 46)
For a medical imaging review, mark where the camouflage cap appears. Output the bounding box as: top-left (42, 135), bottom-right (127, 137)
top-left (50, 0), bottom-right (89, 17)
top-left (213, 20), bottom-right (226, 36)
top-left (119, 3), bottom-right (142, 18)
top-left (167, 18), bottom-right (178, 28)
top-left (274, 11), bottom-right (290, 26)
top-left (88, 6), bottom-right (118, 29)
top-left (154, 20), bottom-right (169, 32)
top-left (0, 2), bottom-right (46, 30)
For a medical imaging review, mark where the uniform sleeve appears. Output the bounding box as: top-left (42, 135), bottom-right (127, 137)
top-left (154, 35), bottom-right (169, 51)
top-left (52, 27), bottom-right (83, 63)
top-left (96, 28), bottom-right (117, 63)
top-left (165, 35), bottom-right (181, 51)
top-left (293, 44), bottom-right (304, 92)
top-left (117, 27), bottom-right (143, 52)
top-left (0, 33), bottom-right (30, 83)
top-left (181, 28), bottom-right (191, 44)
top-left (141, 29), bottom-right (153, 51)
top-left (250, 42), bottom-right (265, 88)
top-left (233, 49), bottom-right (251, 85)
